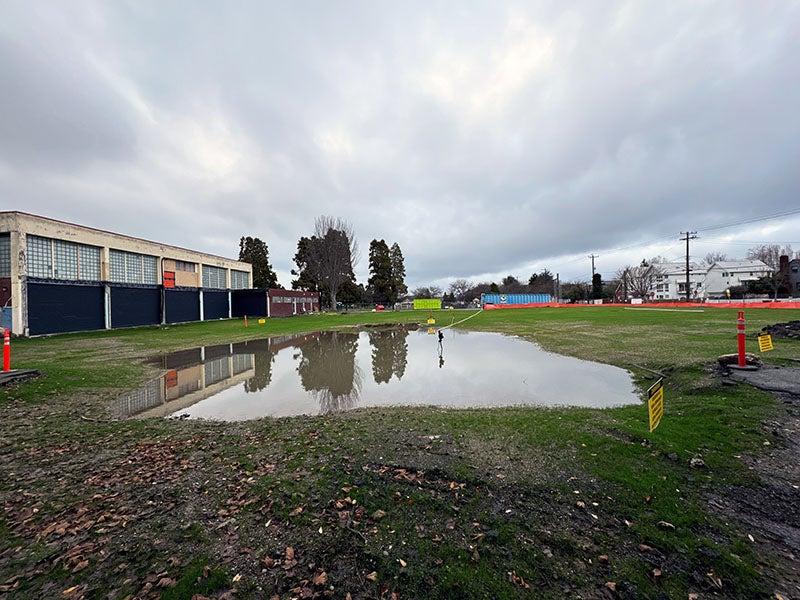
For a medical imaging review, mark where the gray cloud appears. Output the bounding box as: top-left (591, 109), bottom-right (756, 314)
top-left (1, 1), bottom-right (799, 287)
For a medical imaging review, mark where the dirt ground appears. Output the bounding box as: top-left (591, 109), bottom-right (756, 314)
top-left (716, 368), bottom-right (800, 598)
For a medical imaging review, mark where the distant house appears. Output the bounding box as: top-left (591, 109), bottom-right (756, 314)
top-left (703, 260), bottom-right (772, 297)
top-left (788, 258), bottom-right (800, 297)
top-left (651, 262), bottom-right (705, 300)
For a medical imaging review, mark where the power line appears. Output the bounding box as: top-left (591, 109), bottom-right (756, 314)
top-left (696, 238), bottom-right (800, 246)
top-left (547, 206), bottom-right (800, 279)
top-left (697, 207), bottom-right (800, 233)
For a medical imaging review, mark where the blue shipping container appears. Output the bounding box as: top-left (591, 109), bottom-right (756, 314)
top-left (481, 293), bottom-right (551, 306)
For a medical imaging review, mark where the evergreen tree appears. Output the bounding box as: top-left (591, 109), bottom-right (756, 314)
top-left (529, 269), bottom-right (554, 293)
top-left (489, 282), bottom-right (500, 293)
top-left (389, 242), bottom-right (407, 301)
top-left (238, 236), bottom-right (279, 289)
top-left (367, 239), bottom-right (393, 304)
top-left (591, 273), bottom-right (603, 299)
top-left (338, 279), bottom-right (367, 306)
top-left (291, 236), bottom-right (318, 291)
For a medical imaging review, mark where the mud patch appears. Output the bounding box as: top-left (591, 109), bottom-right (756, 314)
top-left (759, 320), bottom-right (800, 340)
top-left (707, 389), bottom-right (800, 598)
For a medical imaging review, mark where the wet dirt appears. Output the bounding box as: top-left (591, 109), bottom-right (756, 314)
top-left (710, 369), bottom-right (800, 598)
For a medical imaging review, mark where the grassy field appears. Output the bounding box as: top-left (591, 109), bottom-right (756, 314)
top-left (1, 307), bottom-right (799, 599)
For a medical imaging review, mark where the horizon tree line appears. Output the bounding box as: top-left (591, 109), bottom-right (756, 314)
top-left (237, 228), bottom-right (796, 307)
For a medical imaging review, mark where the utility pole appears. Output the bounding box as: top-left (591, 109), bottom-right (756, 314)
top-left (680, 231), bottom-right (698, 302)
top-left (555, 273), bottom-right (560, 303)
top-left (588, 254), bottom-right (599, 278)
top-left (622, 267), bottom-right (629, 302)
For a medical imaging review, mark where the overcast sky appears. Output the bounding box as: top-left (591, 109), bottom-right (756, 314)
top-left (2, 1), bottom-right (799, 288)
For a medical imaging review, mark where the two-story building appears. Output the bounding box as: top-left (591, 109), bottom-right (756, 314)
top-left (651, 262), bottom-right (705, 300)
top-left (648, 259), bottom-right (773, 300)
top-left (702, 260), bottom-right (772, 297)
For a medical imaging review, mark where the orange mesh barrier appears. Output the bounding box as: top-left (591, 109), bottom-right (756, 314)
top-left (483, 302), bottom-right (800, 310)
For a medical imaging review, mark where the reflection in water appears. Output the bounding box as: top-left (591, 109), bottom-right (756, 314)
top-left (297, 332), bottom-right (362, 412)
top-left (238, 340), bottom-right (276, 393)
top-left (113, 349), bottom-right (254, 419)
top-left (113, 325), bottom-right (642, 421)
top-left (369, 328), bottom-right (409, 383)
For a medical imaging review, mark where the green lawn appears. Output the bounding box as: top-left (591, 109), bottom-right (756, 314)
top-left (1, 306), bottom-right (798, 599)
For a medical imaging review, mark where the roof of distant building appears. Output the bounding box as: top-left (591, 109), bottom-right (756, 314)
top-left (708, 260), bottom-right (770, 270)
top-left (657, 261), bottom-right (702, 275)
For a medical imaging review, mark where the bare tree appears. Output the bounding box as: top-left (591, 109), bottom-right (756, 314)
top-left (448, 279), bottom-right (470, 300)
top-left (616, 260), bottom-right (665, 300)
top-left (412, 285), bottom-right (442, 298)
top-left (307, 216), bottom-right (360, 310)
top-left (703, 251), bottom-right (728, 265)
top-left (747, 244), bottom-right (792, 299)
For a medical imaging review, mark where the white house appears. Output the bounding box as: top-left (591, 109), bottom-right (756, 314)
top-left (651, 262), bottom-right (705, 300)
top-left (703, 260), bottom-right (772, 297)
top-left (648, 259), bottom-right (773, 300)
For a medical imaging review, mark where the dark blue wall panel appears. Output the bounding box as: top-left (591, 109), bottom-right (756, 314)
top-left (28, 281), bottom-right (104, 335)
top-left (203, 290), bottom-right (229, 320)
top-left (111, 286), bottom-right (161, 328)
top-left (165, 289), bottom-right (200, 323)
top-left (232, 289), bottom-right (266, 317)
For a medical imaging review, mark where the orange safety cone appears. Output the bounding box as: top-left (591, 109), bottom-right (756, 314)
top-left (737, 311), bottom-right (746, 368)
top-left (3, 328), bottom-right (10, 372)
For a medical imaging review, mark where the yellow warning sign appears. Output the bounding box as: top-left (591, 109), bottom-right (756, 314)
top-left (757, 334), bottom-right (774, 352)
top-left (648, 378), bottom-right (664, 433)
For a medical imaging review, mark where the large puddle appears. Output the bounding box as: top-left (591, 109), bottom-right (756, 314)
top-left (113, 326), bottom-right (640, 420)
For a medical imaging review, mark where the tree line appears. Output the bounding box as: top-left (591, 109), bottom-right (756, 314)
top-left (421, 243), bottom-right (799, 305)
top-left (238, 227), bottom-right (796, 308)
top-left (237, 216), bottom-right (407, 309)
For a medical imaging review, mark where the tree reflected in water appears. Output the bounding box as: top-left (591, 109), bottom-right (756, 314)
top-left (368, 328), bottom-right (409, 384)
top-left (234, 340), bottom-right (277, 393)
top-left (296, 331), bottom-right (362, 413)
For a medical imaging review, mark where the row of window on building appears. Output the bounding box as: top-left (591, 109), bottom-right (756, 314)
top-left (271, 295), bottom-right (318, 304)
top-left (19, 234), bottom-right (249, 288)
top-left (28, 235), bottom-right (104, 281)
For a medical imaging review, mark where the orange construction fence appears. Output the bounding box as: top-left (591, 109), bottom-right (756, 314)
top-left (483, 301), bottom-right (800, 310)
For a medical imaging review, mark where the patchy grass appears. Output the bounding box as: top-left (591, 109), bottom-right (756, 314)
top-left (161, 559), bottom-right (229, 600)
top-left (1, 307), bottom-right (799, 598)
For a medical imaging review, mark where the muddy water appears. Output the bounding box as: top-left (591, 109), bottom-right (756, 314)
top-left (113, 326), bottom-right (640, 420)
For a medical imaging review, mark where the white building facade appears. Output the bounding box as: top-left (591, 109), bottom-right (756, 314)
top-left (703, 260), bottom-right (772, 297)
top-left (649, 259), bottom-right (772, 300)
top-left (651, 262), bottom-right (705, 300)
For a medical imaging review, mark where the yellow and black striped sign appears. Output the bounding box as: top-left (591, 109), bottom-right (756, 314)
top-left (758, 334), bottom-right (774, 352)
top-left (648, 378), bottom-right (664, 432)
